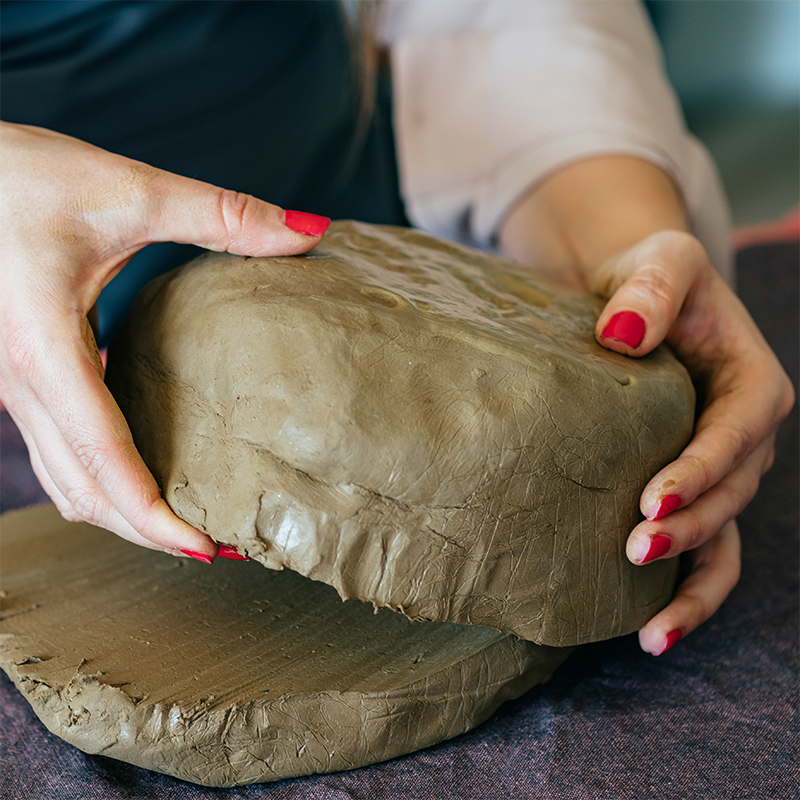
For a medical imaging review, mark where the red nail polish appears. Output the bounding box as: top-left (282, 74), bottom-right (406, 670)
top-left (285, 210), bottom-right (330, 237)
top-left (653, 494), bottom-right (681, 521)
top-left (218, 545), bottom-right (249, 561)
top-left (655, 628), bottom-right (683, 655)
top-left (601, 311), bottom-right (646, 348)
top-left (640, 534), bottom-right (671, 564)
top-left (180, 549), bottom-right (215, 565)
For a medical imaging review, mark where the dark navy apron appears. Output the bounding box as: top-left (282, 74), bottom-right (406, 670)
top-left (1, 0), bottom-right (407, 345)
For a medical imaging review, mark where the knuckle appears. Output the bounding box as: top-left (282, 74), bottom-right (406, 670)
top-left (52, 493), bottom-right (81, 521)
top-left (682, 512), bottom-right (708, 551)
top-left (72, 441), bottom-right (114, 483)
top-left (678, 232), bottom-right (710, 268)
top-left (722, 473), bottom-right (757, 519)
top-left (721, 422), bottom-right (752, 469)
top-left (727, 553), bottom-right (742, 588)
top-left (126, 494), bottom-right (162, 533)
top-left (63, 486), bottom-right (104, 525)
top-left (644, 230), bottom-right (708, 275)
top-left (682, 453), bottom-right (716, 493)
top-left (217, 189), bottom-right (255, 249)
top-left (760, 446), bottom-right (776, 476)
top-left (631, 264), bottom-right (677, 309)
top-left (60, 508), bottom-right (85, 524)
top-left (755, 358), bottom-right (795, 426)
top-left (660, 230), bottom-right (709, 273)
top-left (740, 470), bottom-right (761, 509)
top-left (776, 372), bottom-right (796, 421)
top-left (712, 534), bottom-right (742, 595)
top-left (681, 592), bottom-right (710, 627)
top-left (1, 320), bottom-right (40, 384)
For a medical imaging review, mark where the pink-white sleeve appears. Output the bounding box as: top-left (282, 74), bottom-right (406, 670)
top-left (381, 0), bottom-right (733, 281)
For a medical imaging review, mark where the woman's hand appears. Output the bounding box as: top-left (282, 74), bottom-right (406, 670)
top-left (591, 231), bottom-right (794, 655)
top-left (500, 155), bottom-right (794, 654)
top-left (0, 122), bottom-right (330, 560)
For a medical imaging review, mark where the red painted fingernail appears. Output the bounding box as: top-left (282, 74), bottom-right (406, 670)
top-left (655, 628), bottom-right (683, 655)
top-left (601, 311), bottom-right (646, 348)
top-left (180, 549), bottom-right (215, 565)
top-left (640, 534), bottom-right (672, 564)
top-left (285, 210), bottom-right (330, 237)
top-left (217, 545), bottom-right (249, 561)
top-left (652, 494), bottom-right (681, 521)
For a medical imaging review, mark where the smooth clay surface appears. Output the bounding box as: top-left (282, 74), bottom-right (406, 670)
top-left (0, 504), bottom-right (571, 786)
top-left (107, 221), bottom-right (695, 646)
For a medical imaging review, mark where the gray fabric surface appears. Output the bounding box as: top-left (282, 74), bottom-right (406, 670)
top-left (1, 242), bottom-right (797, 798)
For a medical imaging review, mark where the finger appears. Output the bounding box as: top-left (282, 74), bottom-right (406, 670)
top-left (12, 395), bottom-right (190, 552)
top-left (591, 231), bottom-right (709, 355)
top-left (640, 354), bottom-right (793, 521)
top-left (638, 520), bottom-right (741, 655)
top-left (2, 306), bottom-right (218, 558)
top-left (628, 438), bottom-right (773, 564)
top-left (19, 328), bottom-right (218, 558)
top-left (12, 413), bottom-right (74, 515)
top-left (139, 169), bottom-right (330, 257)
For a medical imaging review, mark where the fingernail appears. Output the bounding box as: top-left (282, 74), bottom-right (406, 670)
top-left (651, 493), bottom-right (681, 521)
top-left (601, 311), bottom-right (646, 348)
top-left (180, 549), bottom-right (215, 565)
top-left (285, 210), bottom-right (330, 237)
top-left (654, 628), bottom-right (682, 656)
top-left (217, 544), bottom-right (249, 561)
top-left (639, 533), bottom-right (672, 564)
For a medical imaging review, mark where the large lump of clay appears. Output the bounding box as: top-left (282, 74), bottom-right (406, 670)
top-left (107, 222), bottom-right (695, 646)
top-left (0, 505), bottom-right (571, 786)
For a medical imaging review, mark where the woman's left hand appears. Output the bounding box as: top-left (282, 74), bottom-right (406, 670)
top-left (591, 230), bottom-right (794, 655)
top-left (500, 155), bottom-right (794, 654)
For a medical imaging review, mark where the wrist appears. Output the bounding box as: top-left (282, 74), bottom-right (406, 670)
top-left (498, 155), bottom-right (689, 288)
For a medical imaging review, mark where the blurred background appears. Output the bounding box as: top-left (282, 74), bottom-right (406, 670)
top-left (646, 0), bottom-right (799, 228)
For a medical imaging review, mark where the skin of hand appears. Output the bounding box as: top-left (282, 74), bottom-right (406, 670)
top-left (500, 155), bottom-right (795, 655)
top-left (0, 122), bottom-right (330, 561)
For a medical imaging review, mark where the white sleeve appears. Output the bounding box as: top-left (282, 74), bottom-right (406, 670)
top-left (381, 0), bottom-right (733, 282)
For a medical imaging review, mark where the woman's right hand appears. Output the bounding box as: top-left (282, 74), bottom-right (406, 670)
top-left (0, 122), bottom-right (330, 561)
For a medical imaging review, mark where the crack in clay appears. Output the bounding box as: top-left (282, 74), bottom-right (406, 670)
top-left (0, 604), bottom-right (42, 621)
top-left (564, 476), bottom-right (614, 494)
top-left (233, 435), bottom-right (473, 515)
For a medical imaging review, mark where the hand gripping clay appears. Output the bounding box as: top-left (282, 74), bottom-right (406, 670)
top-left (107, 221), bottom-right (694, 646)
top-left (0, 505), bottom-right (572, 787)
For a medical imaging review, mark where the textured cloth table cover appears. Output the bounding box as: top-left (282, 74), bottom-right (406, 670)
top-left (1, 241), bottom-right (797, 799)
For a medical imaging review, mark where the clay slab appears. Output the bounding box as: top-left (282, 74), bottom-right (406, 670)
top-left (0, 505), bottom-right (572, 787)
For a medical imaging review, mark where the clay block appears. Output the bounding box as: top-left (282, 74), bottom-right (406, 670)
top-left (107, 222), bottom-right (694, 645)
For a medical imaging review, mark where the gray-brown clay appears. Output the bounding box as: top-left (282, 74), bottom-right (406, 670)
top-left (0, 505), bottom-right (572, 786)
top-left (107, 221), bottom-right (694, 645)
top-left (1, 222), bottom-right (695, 785)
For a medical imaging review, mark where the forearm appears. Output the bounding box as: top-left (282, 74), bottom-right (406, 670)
top-left (498, 155), bottom-right (689, 289)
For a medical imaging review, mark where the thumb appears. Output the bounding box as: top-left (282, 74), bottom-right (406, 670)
top-left (140, 169), bottom-right (330, 257)
top-left (591, 230), bottom-right (709, 356)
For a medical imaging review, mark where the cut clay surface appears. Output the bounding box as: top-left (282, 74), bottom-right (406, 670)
top-left (107, 221), bottom-right (695, 646)
top-left (0, 504), bottom-right (571, 787)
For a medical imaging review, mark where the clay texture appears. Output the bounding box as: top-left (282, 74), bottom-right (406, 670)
top-left (107, 221), bottom-right (695, 646)
top-left (0, 505), bottom-right (572, 786)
